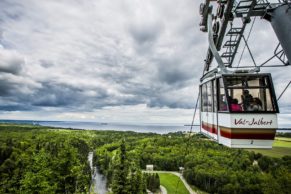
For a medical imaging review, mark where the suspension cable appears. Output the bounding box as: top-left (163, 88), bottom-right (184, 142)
top-left (242, 35), bottom-right (257, 67)
top-left (190, 89), bottom-right (201, 134)
top-left (183, 89), bottom-right (200, 160)
top-left (176, 90), bottom-right (200, 194)
top-left (236, 17), bottom-right (257, 68)
top-left (277, 81), bottom-right (291, 101)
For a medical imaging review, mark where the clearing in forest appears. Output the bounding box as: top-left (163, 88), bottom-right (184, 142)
top-left (158, 173), bottom-right (189, 194)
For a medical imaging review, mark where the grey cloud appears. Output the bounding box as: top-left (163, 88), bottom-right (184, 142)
top-left (0, 105), bottom-right (34, 111)
top-left (40, 60), bottom-right (54, 68)
top-left (0, 73), bottom-right (40, 97)
top-left (0, 80), bottom-right (14, 96)
top-left (160, 68), bottom-right (191, 85)
top-left (31, 81), bottom-right (110, 109)
top-left (156, 58), bottom-right (193, 85)
top-left (0, 49), bottom-right (24, 74)
top-left (148, 97), bottom-right (193, 109)
top-left (129, 21), bottom-right (163, 46)
top-left (32, 83), bottom-right (77, 107)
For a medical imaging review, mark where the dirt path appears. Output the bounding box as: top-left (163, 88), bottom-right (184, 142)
top-left (160, 185), bottom-right (167, 194)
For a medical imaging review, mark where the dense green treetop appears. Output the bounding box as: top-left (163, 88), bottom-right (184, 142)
top-left (1, 124), bottom-right (291, 194)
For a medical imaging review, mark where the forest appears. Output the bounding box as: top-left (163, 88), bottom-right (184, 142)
top-left (1, 124), bottom-right (291, 194)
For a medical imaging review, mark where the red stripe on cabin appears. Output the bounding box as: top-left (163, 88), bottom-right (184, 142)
top-left (201, 121), bottom-right (276, 140)
top-left (220, 129), bottom-right (276, 140)
top-left (202, 122), bottom-right (217, 134)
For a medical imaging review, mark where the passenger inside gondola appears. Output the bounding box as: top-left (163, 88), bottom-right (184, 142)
top-left (230, 98), bottom-right (242, 111)
top-left (219, 96), bottom-right (228, 111)
top-left (241, 90), bottom-right (253, 110)
top-left (247, 98), bottom-right (263, 111)
top-left (254, 98), bottom-right (263, 110)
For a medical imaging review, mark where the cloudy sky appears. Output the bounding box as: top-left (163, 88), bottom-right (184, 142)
top-left (0, 0), bottom-right (290, 125)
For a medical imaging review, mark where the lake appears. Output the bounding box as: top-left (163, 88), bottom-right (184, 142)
top-left (0, 120), bottom-right (199, 134)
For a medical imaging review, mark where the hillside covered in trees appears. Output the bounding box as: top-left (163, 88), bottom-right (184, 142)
top-left (1, 124), bottom-right (291, 194)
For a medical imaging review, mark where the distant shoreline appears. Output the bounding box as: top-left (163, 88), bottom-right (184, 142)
top-left (1, 120), bottom-right (290, 134)
top-left (0, 120), bottom-right (194, 134)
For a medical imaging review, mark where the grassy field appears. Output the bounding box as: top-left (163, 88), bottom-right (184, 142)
top-left (275, 137), bottom-right (291, 142)
top-left (247, 137), bottom-right (291, 158)
top-left (158, 173), bottom-right (189, 194)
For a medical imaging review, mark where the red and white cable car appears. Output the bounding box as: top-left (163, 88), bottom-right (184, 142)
top-left (198, 0), bottom-right (291, 148)
top-left (200, 73), bottom-right (279, 148)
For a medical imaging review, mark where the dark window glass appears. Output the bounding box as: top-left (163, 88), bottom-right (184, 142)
top-left (213, 79), bottom-right (217, 112)
top-left (201, 84), bottom-right (208, 112)
top-left (218, 78), bottom-right (228, 111)
top-left (207, 81), bottom-right (213, 112)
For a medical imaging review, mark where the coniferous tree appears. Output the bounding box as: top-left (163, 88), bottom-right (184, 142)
top-left (136, 170), bottom-right (147, 194)
top-left (155, 173), bottom-right (160, 190)
top-left (146, 173), bottom-right (160, 192)
top-left (141, 173), bottom-right (147, 193)
top-left (111, 139), bottom-right (130, 194)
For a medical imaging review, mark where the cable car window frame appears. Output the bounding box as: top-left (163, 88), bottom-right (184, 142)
top-left (200, 80), bottom-right (215, 113)
top-left (213, 79), bottom-right (217, 112)
top-left (218, 77), bottom-right (229, 112)
top-left (207, 81), bottom-right (213, 112)
top-left (200, 84), bottom-right (208, 112)
top-left (222, 74), bottom-right (279, 113)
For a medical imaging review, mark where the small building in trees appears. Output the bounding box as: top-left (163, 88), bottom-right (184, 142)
top-left (179, 167), bottom-right (184, 173)
top-left (146, 165), bottom-right (154, 171)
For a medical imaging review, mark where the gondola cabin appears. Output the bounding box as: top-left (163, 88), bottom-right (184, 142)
top-left (200, 73), bottom-right (279, 148)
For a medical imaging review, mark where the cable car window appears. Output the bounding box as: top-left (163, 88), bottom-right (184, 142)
top-left (213, 79), bottom-right (217, 112)
top-left (207, 81), bottom-right (213, 112)
top-left (201, 84), bottom-right (207, 112)
top-left (248, 78), bottom-right (260, 87)
top-left (225, 77), bottom-right (243, 87)
top-left (227, 88), bottom-right (243, 112)
top-left (224, 75), bottom-right (277, 112)
top-left (265, 88), bottom-right (276, 111)
top-left (218, 78), bottom-right (228, 111)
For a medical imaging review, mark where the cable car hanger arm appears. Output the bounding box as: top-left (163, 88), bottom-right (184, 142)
top-left (206, 6), bottom-right (229, 74)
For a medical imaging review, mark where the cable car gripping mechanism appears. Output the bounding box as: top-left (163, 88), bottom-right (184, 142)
top-left (201, 5), bottom-right (260, 81)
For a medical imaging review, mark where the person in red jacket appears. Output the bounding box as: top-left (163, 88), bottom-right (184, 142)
top-left (230, 98), bottom-right (242, 111)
